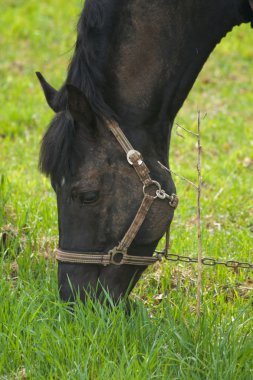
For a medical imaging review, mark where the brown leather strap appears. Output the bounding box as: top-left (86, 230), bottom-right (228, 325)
top-left (117, 195), bottom-right (154, 252)
top-left (105, 120), bottom-right (159, 253)
top-left (106, 121), bottom-right (176, 254)
top-left (127, 150), bottom-right (153, 186)
top-left (106, 121), bottom-right (153, 186)
top-left (106, 120), bottom-right (134, 153)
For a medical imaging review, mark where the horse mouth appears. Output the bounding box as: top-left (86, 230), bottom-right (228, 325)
top-left (58, 262), bottom-right (145, 303)
top-left (57, 240), bottom-right (160, 303)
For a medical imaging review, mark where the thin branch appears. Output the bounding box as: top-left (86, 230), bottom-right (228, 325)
top-left (175, 125), bottom-right (185, 139)
top-left (158, 161), bottom-right (198, 190)
top-left (214, 187), bottom-right (224, 201)
top-left (176, 123), bottom-right (199, 137)
top-left (196, 111), bottom-right (203, 318)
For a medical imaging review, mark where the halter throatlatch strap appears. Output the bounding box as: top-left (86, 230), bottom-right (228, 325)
top-left (55, 120), bottom-right (179, 266)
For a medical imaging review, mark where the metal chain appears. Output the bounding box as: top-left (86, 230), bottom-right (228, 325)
top-left (155, 251), bottom-right (253, 270)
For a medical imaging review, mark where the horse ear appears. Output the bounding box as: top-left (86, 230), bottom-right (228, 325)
top-left (36, 72), bottom-right (60, 113)
top-left (66, 84), bottom-right (94, 125)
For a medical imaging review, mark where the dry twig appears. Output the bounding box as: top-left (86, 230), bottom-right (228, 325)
top-left (158, 162), bottom-right (198, 190)
top-left (196, 112), bottom-right (203, 318)
top-left (160, 114), bottom-right (204, 317)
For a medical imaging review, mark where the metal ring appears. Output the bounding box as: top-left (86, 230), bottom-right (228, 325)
top-left (143, 180), bottom-right (162, 199)
top-left (109, 248), bottom-right (126, 265)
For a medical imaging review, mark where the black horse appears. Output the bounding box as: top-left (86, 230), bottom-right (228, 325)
top-left (37, 0), bottom-right (253, 303)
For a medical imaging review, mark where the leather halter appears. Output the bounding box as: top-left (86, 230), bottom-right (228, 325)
top-left (55, 120), bottom-right (178, 266)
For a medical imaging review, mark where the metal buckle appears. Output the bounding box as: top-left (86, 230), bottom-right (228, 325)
top-left (109, 248), bottom-right (126, 265)
top-left (156, 189), bottom-right (167, 200)
top-left (127, 150), bottom-right (143, 166)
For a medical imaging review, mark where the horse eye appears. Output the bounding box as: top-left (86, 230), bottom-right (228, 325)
top-left (73, 191), bottom-right (100, 205)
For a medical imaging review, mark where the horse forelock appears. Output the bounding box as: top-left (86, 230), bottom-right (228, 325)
top-left (40, 112), bottom-right (83, 185)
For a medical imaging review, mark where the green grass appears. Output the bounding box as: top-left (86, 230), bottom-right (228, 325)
top-left (0, 1), bottom-right (253, 379)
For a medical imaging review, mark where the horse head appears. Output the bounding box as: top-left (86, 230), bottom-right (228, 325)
top-left (37, 73), bottom-right (176, 303)
top-left (37, 0), bottom-right (253, 303)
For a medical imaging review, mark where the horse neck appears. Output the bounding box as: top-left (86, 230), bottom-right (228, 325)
top-left (68, 0), bottom-right (252, 162)
top-left (110, 1), bottom-right (252, 148)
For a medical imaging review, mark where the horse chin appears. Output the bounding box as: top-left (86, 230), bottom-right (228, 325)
top-left (58, 263), bottom-right (100, 303)
top-left (58, 241), bottom-right (159, 304)
top-left (59, 266), bottom-right (146, 304)
top-left (97, 265), bottom-right (145, 303)
top-left (96, 241), bottom-right (160, 303)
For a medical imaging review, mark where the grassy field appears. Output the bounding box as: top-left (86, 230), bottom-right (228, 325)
top-left (0, 1), bottom-right (253, 379)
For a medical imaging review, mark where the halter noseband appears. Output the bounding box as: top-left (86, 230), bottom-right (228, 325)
top-left (55, 120), bottom-right (178, 267)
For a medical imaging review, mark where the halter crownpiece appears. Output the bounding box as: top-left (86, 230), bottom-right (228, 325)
top-left (55, 120), bottom-right (179, 266)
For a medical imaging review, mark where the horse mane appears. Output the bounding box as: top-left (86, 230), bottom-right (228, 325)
top-left (66, 0), bottom-right (116, 119)
top-left (40, 0), bottom-right (117, 183)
